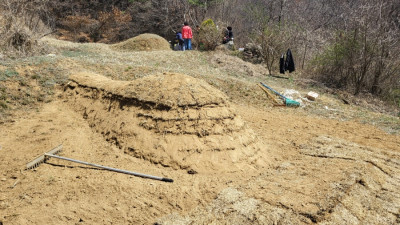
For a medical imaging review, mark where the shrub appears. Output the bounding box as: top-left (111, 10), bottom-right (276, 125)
top-left (60, 15), bottom-right (96, 42)
top-left (311, 31), bottom-right (361, 90)
top-left (0, 0), bottom-right (51, 58)
top-left (312, 29), bottom-right (400, 98)
top-left (59, 7), bottom-right (131, 43)
top-left (197, 19), bottom-right (221, 51)
top-left (251, 24), bottom-right (292, 75)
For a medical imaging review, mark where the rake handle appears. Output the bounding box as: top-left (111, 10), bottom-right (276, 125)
top-left (260, 82), bottom-right (287, 100)
top-left (45, 153), bottom-right (173, 183)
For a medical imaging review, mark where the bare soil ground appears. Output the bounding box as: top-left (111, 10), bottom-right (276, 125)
top-left (0, 37), bottom-right (399, 224)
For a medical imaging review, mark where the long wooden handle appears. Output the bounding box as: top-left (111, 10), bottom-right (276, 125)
top-left (45, 153), bottom-right (174, 183)
top-left (258, 83), bottom-right (280, 104)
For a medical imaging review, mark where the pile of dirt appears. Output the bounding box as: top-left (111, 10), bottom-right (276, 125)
top-left (210, 52), bottom-right (268, 77)
top-left (63, 72), bottom-right (262, 173)
top-left (111, 33), bottom-right (171, 51)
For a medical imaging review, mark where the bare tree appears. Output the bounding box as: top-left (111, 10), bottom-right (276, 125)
top-left (310, 0), bottom-right (400, 98)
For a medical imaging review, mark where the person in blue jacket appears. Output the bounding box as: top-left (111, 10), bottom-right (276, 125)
top-left (175, 31), bottom-right (184, 50)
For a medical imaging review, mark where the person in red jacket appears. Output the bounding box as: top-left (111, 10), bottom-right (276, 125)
top-left (181, 21), bottom-right (193, 51)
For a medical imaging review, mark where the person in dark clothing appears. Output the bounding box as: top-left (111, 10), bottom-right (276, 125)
top-left (285, 49), bottom-right (295, 73)
top-left (175, 31), bottom-right (184, 50)
top-left (223, 26), bottom-right (233, 44)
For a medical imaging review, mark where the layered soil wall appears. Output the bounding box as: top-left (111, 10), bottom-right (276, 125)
top-left (63, 72), bottom-right (262, 173)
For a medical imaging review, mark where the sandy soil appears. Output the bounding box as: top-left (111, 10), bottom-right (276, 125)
top-left (0, 36), bottom-right (399, 224)
top-left (0, 70), bottom-right (399, 224)
top-left (111, 33), bottom-right (171, 52)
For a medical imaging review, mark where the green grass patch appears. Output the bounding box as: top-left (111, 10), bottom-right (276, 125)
top-left (61, 50), bottom-right (88, 58)
top-left (0, 68), bottom-right (19, 81)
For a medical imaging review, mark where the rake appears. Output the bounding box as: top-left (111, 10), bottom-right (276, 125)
top-left (260, 82), bottom-right (300, 107)
top-left (258, 83), bottom-right (285, 106)
top-left (26, 145), bottom-right (174, 183)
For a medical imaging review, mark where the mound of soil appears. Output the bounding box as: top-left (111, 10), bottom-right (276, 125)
top-left (111, 33), bottom-right (171, 51)
top-left (64, 72), bottom-right (262, 173)
top-left (210, 52), bottom-right (268, 77)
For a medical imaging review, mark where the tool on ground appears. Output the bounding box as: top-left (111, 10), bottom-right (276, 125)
top-left (260, 82), bottom-right (300, 107)
top-left (26, 145), bottom-right (174, 183)
top-left (258, 83), bottom-right (284, 106)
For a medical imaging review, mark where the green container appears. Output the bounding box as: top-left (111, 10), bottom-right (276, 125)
top-left (285, 98), bottom-right (300, 107)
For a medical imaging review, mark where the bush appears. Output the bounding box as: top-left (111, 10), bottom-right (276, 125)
top-left (0, 0), bottom-right (51, 58)
top-left (251, 24), bottom-right (292, 75)
top-left (59, 15), bottom-right (96, 42)
top-left (312, 29), bottom-right (400, 98)
top-left (389, 89), bottom-right (400, 109)
top-left (197, 19), bottom-right (221, 51)
top-left (311, 31), bottom-right (360, 89)
top-left (59, 7), bottom-right (131, 43)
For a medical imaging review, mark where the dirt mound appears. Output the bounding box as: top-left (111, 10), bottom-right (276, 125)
top-left (63, 72), bottom-right (262, 173)
top-left (210, 52), bottom-right (268, 77)
top-left (111, 33), bottom-right (171, 51)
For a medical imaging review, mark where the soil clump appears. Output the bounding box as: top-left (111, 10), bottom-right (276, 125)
top-left (64, 72), bottom-right (262, 173)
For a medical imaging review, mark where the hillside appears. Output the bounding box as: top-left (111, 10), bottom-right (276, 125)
top-left (0, 37), bottom-right (399, 224)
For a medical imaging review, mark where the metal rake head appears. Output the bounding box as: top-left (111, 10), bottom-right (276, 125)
top-left (26, 145), bottom-right (63, 170)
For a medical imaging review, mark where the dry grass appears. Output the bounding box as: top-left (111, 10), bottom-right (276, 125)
top-left (1, 36), bottom-right (399, 134)
top-left (0, 6), bottom-right (51, 59)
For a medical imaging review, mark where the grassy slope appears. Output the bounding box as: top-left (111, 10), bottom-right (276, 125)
top-left (0, 37), bottom-right (399, 134)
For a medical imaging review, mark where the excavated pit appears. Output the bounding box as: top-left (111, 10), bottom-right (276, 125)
top-left (63, 72), bottom-right (262, 172)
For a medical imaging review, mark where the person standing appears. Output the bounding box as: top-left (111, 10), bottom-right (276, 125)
top-left (182, 22), bottom-right (193, 50)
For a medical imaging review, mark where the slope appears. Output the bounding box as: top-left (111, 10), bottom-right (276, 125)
top-left (0, 37), bottom-right (399, 224)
